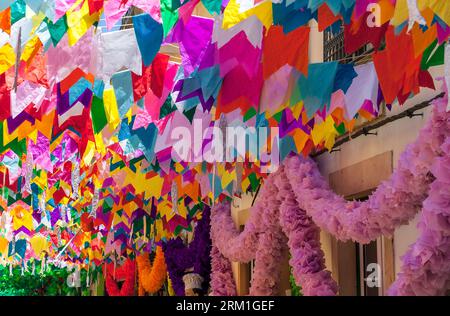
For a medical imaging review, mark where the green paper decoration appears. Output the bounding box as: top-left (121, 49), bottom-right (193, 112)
top-left (183, 106), bottom-right (197, 123)
top-left (161, 0), bottom-right (180, 37)
top-left (421, 40), bottom-right (445, 70)
top-left (45, 16), bottom-right (69, 47)
top-left (0, 122), bottom-right (27, 157)
top-left (248, 173), bottom-right (260, 192)
top-left (244, 107), bottom-right (257, 122)
top-left (272, 111), bottom-right (283, 123)
top-left (335, 122), bottom-right (346, 135)
top-left (201, 0), bottom-right (222, 15)
top-left (289, 272), bottom-right (302, 296)
top-left (91, 96), bottom-right (108, 134)
top-left (159, 96), bottom-right (177, 119)
top-left (10, 0), bottom-right (25, 25)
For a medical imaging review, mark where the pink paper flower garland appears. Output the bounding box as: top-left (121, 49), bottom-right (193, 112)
top-left (388, 95), bottom-right (450, 295)
top-left (249, 175), bottom-right (289, 295)
top-left (283, 94), bottom-right (449, 295)
top-left (211, 175), bottom-right (338, 296)
top-left (210, 178), bottom-right (277, 263)
top-left (275, 168), bottom-right (339, 296)
top-left (211, 93), bottom-right (449, 296)
top-left (210, 245), bottom-right (237, 296)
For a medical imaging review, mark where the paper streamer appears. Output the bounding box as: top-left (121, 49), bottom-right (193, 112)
top-left (71, 159), bottom-right (80, 200)
top-left (39, 190), bottom-right (46, 213)
top-left (219, 114), bottom-right (227, 161)
top-left (171, 182), bottom-right (178, 214)
top-left (90, 187), bottom-right (100, 217)
top-left (235, 162), bottom-right (243, 196)
top-left (23, 149), bottom-right (33, 194)
top-left (60, 204), bottom-right (67, 225)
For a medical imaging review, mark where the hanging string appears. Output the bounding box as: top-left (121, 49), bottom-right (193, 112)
top-left (113, 250), bottom-right (117, 280)
top-left (212, 164), bottom-right (216, 207)
top-left (13, 27), bottom-right (21, 92)
top-left (71, 157), bottom-right (80, 200)
top-left (39, 190), bottom-right (46, 213)
top-left (40, 256), bottom-right (45, 275)
top-left (219, 114), bottom-right (227, 162)
top-left (10, 234), bottom-right (15, 256)
top-left (60, 204), bottom-right (67, 226)
top-left (86, 260), bottom-right (91, 288)
top-left (171, 182), bottom-right (178, 215)
top-left (129, 223), bottom-right (134, 245)
top-left (89, 186), bottom-right (100, 218)
top-left (2, 170), bottom-right (6, 201)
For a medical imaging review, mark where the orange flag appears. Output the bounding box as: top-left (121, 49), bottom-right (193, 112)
top-left (373, 26), bottom-right (424, 104)
top-left (262, 25), bottom-right (310, 79)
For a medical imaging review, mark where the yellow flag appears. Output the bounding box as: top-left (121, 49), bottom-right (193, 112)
top-left (12, 205), bottom-right (33, 232)
top-left (66, 0), bottom-right (100, 46)
top-left (420, 0), bottom-right (450, 26)
top-left (82, 140), bottom-right (96, 166)
top-left (21, 36), bottom-right (41, 64)
top-left (223, 0), bottom-right (273, 31)
top-left (103, 88), bottom-right (121, 130)
top-left (391, 0), bottom-right (409, 26)
top-left (30, 235), bottom-right (49, 257)
top-left (0, 236), bottom-right (8, 257)
top-left (311, 116), bottom-right (338, 150)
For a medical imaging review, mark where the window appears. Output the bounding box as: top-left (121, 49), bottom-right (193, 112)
top-left (323, 26), bottom-right (373, 64)
top-left (121, 6), bottom-right (143, 30)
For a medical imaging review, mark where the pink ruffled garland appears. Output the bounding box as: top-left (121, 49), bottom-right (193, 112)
top-left (211, 93), bottom-right (449, 296)
top-left (388, 96), bottom-right (450, 295)
top-left (276, 168), bottom-right (339, 296)
top-left (249, 177), bottom-right (288, 295)
top-left (283, 93), bottom-right (448, 245)
top-left (210, 177), bottom-right (277, 263)
top-left (283, 94), bottom-right (449, 295)
top-left (210, 200), bottom-right (258, 263)
top-left (211, 174), bottom-right (338, 295)
top-left (210, 245), bottom-right (237, 296)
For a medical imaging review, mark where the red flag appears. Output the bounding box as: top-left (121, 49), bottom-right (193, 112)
top-left (263, 25), bottom-right (310, 79)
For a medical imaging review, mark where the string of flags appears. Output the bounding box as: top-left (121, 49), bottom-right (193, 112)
top-left (0, 0), bottom-right (448, 269)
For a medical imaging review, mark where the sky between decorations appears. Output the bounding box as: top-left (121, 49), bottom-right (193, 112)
top-left (0, 0), bottom-right (448, 267)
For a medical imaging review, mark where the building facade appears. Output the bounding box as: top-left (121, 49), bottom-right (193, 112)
top-left (230, 19), bottom-right (445, 296)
